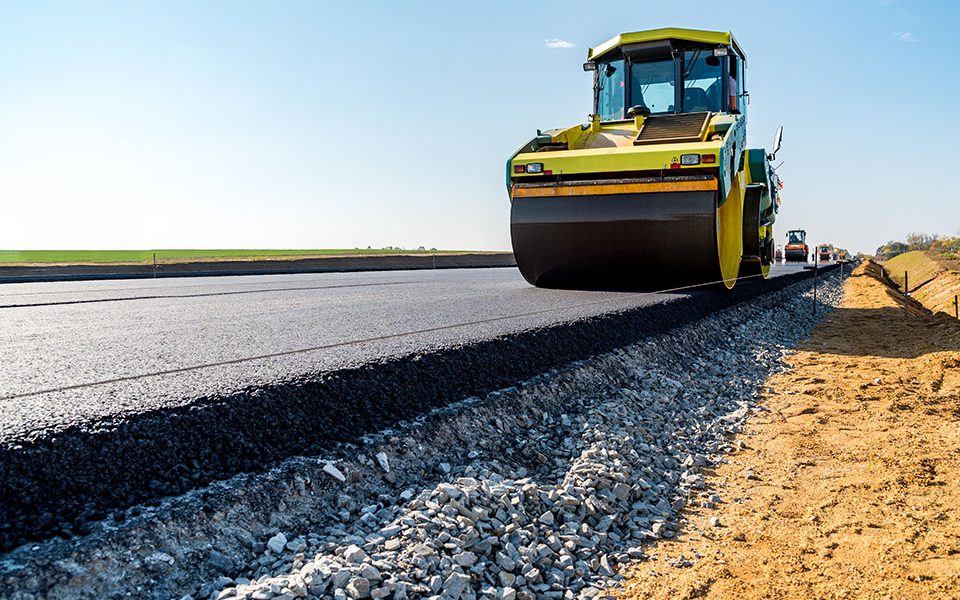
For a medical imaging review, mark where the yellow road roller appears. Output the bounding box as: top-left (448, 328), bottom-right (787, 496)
top-left (507, 28), bottom-right (782, 289)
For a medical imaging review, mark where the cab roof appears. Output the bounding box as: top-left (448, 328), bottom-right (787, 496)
top-left (587, 27), bottom-right (746, 63)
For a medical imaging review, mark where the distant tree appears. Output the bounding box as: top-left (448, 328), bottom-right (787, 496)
top-left (905, 232), bottom-right (940, 251)
top-left (932, 236), bottom-right (960, 257)
top-left (879, 240), bottom-right (909, 259)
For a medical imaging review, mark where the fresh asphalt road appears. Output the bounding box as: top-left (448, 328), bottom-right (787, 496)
top-left (0, 264), bottom-right (807, 441)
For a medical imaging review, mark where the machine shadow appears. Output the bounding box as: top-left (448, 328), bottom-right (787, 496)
top-left (536, 280), bottom-right (738, 294)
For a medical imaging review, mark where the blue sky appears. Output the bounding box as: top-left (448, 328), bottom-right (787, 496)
top-left (1, 0), bottom-right (957, 254)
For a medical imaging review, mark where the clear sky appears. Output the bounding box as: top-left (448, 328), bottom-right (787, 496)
top-left (1, 0), bottom-right (957, 254)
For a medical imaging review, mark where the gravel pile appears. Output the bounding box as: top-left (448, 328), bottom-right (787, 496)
top-left (212, 274), bottom-right (844, 600)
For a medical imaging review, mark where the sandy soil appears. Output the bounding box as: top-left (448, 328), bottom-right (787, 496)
top-left (617, 264), bottom-right (960, 599)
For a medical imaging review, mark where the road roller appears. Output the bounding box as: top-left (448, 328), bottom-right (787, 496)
top-left (507, 28), bottom-right (783, 289)
top-left (784, 229), bottom-right (809, 262)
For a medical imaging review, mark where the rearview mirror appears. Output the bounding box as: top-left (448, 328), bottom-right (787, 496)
top-left (583, 62), bottom-right (597, 72)
top-left (772, 126), bottom-right (783, 157)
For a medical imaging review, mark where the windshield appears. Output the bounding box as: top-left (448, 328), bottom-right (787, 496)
top-left (788, 232), bottom-right (805, 244)
top-left (629, 58), bottom-right (675, 114)
top-left (595, 47), bottom-right (733, 120)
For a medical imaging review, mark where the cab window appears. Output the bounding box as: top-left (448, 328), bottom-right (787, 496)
top-left (682, 50), bottom-right (722, 113)
top-left (730, 56), bottom-right (746, 116)
top-left (596, 58), bottom-right (625, 121)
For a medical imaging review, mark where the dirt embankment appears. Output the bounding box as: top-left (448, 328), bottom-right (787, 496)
top-left (883, 251), bottom-right (960, 319)
top-left (617, 263), bottom-right (960, 599)
top-left (911, 271), bottom-right (960, 320)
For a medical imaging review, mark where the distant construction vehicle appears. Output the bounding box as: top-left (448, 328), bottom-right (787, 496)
top-left (818, 245), bottom-right (832, 263)
top-left (775, 246), bottom-right (783, 262)
top-left (507, 27), bottom-right (782, 289)
top-left (784, 229), bottom-right (809, 262)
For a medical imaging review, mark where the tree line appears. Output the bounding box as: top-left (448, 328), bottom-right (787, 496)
top-left (877, 233), bottom-right (960, 260)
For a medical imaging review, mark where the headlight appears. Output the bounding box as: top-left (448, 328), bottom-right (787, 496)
top-left (525, 163), bottom-right (544, 174)
top-left (680, 154), bottom-right (700, 166)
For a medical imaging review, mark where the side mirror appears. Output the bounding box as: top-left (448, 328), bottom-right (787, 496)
top-left (770, 126), bottom-right (783, 159)
top-left (583, 62), bottom-right (597, 72)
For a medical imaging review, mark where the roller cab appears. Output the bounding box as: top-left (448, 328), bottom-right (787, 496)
top-left (507, 28), bottom-right (782, 289)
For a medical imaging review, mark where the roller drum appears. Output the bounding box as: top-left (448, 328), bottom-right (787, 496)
top-left (510, 187), bottom-right (724, 289)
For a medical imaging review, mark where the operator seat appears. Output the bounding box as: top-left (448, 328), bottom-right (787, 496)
top-left (705, 80), bottom-right (721, 111)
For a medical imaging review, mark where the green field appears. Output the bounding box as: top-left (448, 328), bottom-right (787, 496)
top-left (0, 249), bottom-right (470, 265)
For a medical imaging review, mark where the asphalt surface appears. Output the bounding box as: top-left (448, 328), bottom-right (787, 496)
top-left (0, 265), bottom-right (807, 435)
top-left (0, 264), bottom-right (813, 549)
